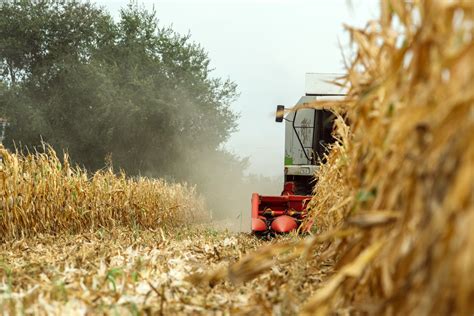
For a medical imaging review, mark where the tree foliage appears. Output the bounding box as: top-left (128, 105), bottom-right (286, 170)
top-left (0, 1), bottom-right (240, 187)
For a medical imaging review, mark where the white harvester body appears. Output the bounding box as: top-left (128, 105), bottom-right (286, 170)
top-left (282, 73), bottom-right (346, 192)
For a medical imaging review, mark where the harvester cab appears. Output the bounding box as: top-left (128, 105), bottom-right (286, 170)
top-left (251, 73), bottom-right (346, 234)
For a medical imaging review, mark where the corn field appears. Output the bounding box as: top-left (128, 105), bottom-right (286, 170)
top-left (1, 0), bottom-right (473, 315)
top-left (0, 145), bottom-right (205, 241)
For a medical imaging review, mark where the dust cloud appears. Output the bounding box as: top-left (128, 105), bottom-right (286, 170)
top-left (209, 173), bottom-right (283, 233)
top-left (178, 151), bottom-right (283, 233)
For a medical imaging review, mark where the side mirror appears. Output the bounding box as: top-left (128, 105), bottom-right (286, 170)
top-left (275, 105), bottom-right (285, 122)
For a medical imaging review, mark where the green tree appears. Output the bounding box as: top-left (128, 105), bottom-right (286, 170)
top-left (0, 2), bottom-right (238, 174)
top-left (0, 1), bottom-right (245, 215)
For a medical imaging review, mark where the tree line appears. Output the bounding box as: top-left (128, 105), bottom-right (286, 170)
top-left (0, 1), bottom-right (283, 218)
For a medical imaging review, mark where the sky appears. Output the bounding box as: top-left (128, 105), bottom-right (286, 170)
top-left (102, 0), bottom-right (380, 177)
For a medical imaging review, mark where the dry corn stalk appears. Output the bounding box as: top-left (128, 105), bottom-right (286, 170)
top-left (0, 145), bottom-right (206, 241)
top-left (302, 1), bottom-right (474, 313)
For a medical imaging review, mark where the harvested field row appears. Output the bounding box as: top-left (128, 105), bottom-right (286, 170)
top-left (0, 227), bottom-right (332, 315)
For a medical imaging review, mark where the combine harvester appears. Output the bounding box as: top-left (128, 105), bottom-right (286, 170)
top-left (251, 73), bottom-right (346, 234)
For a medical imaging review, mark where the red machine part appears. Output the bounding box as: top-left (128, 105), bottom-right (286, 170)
top-left (271, 215), bottom-right (298, 232)
top-left (251, 183), bottom-right (313, 234)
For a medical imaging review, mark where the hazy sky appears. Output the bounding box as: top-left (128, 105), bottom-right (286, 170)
top-left (102, 0), bottom-right (380, 177)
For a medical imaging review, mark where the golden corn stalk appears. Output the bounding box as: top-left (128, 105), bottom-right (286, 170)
top-left (211, 0), bottom-right (474, 314)
top-left (0, 145), bottom-right (206, 241)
